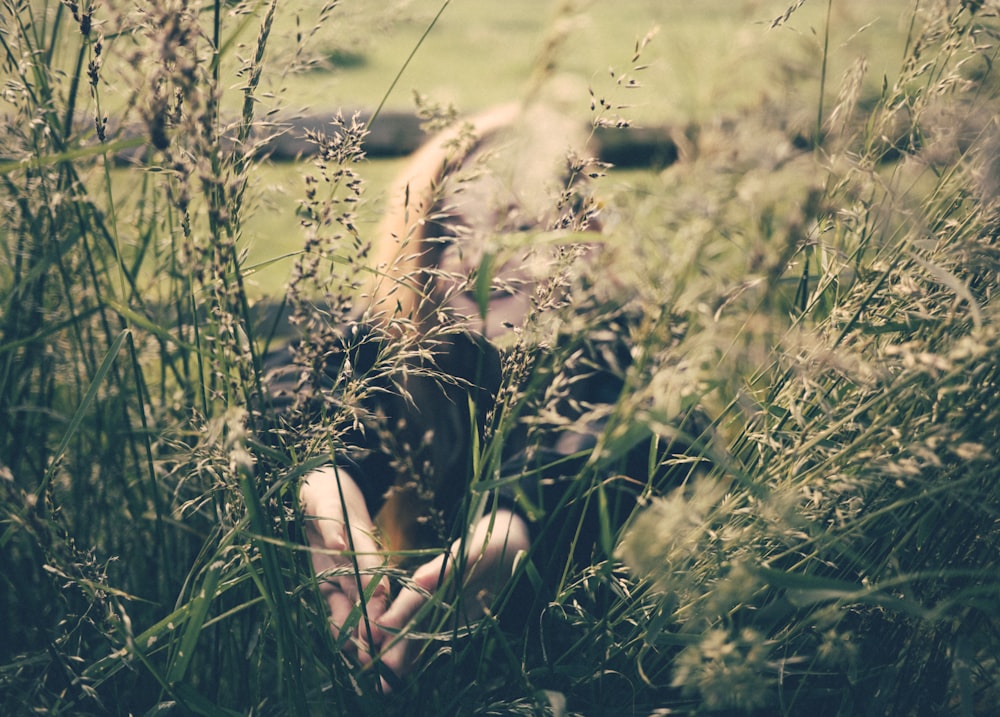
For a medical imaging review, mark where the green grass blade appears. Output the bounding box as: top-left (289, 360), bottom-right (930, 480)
top-left (33, 327), bottom-right (129, 502)
top-left (166, 561), bottom-right (223, 686)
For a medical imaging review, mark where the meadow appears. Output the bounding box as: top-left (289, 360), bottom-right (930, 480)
top-left (2, 1), bottom-right (999, 715)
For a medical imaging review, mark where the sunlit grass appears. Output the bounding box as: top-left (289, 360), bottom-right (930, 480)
top-left (2, 0), bottom-right (998, 715)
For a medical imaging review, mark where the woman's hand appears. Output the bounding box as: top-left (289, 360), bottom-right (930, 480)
top-left (299, 466), bottom-right (390, 661)
top-left (368, 508), bottom-right (530, 691)
top-left (302, 466), bottom-right (530, 692)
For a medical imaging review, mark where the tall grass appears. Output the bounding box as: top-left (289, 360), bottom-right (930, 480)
top-left (0, 1), bottom-right (315, 713)
top-left (614, 3), bottom-right (1000, 713)
top-left (1, 1), bottom-right (998, 715)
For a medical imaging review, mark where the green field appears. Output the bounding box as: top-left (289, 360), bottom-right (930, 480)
top-left (240, 0), bottom-right (912, 121)
top-left (226, 0), bottom-right (918, 295)
top-left (75, 0), bottom-right (920, 296)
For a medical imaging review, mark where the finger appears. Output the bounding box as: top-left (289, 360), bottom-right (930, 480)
top-left (378, 583), bottom-right (429, 634)
top-left (354, 585), bottom-right (390, 654)
top-left (376, 638), bottom-right (410, 694)
top-left (362, 579), bottom-right (430, 672)
top-left (325, 589), bottom-right (358, 654)
top-left (328, 586), bottom-right (390, 663)
top-left (340, 526), bottom-right (391, 638)
top-left (372, 550), bottom-right (448, 648)
top-left (378, 667), bottom-right (405, 695)
top-left (346, 522), bottom-right (389, 579)
top-left (362, 584), bottom-right (428, 691)
top-left (411, 553), bottom-right (449, 593)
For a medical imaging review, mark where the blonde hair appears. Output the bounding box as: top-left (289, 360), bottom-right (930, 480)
top-left (366, 102), bottom-right (523, 326)
top-left (365, 102), bottom-right (591, 331)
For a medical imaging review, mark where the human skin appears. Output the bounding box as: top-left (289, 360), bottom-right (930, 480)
top-left (299, 465), bottom-right (530, 692)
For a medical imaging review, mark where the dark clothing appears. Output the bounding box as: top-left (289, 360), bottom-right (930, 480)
top-left (263, 305), bottom-right (705, 576)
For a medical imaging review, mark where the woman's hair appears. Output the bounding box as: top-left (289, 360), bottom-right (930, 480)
top-left (365, 101), bottom-right (597, 333)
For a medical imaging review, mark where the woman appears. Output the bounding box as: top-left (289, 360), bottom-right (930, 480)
top-left (269, 101), bottom-right (697, 691)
